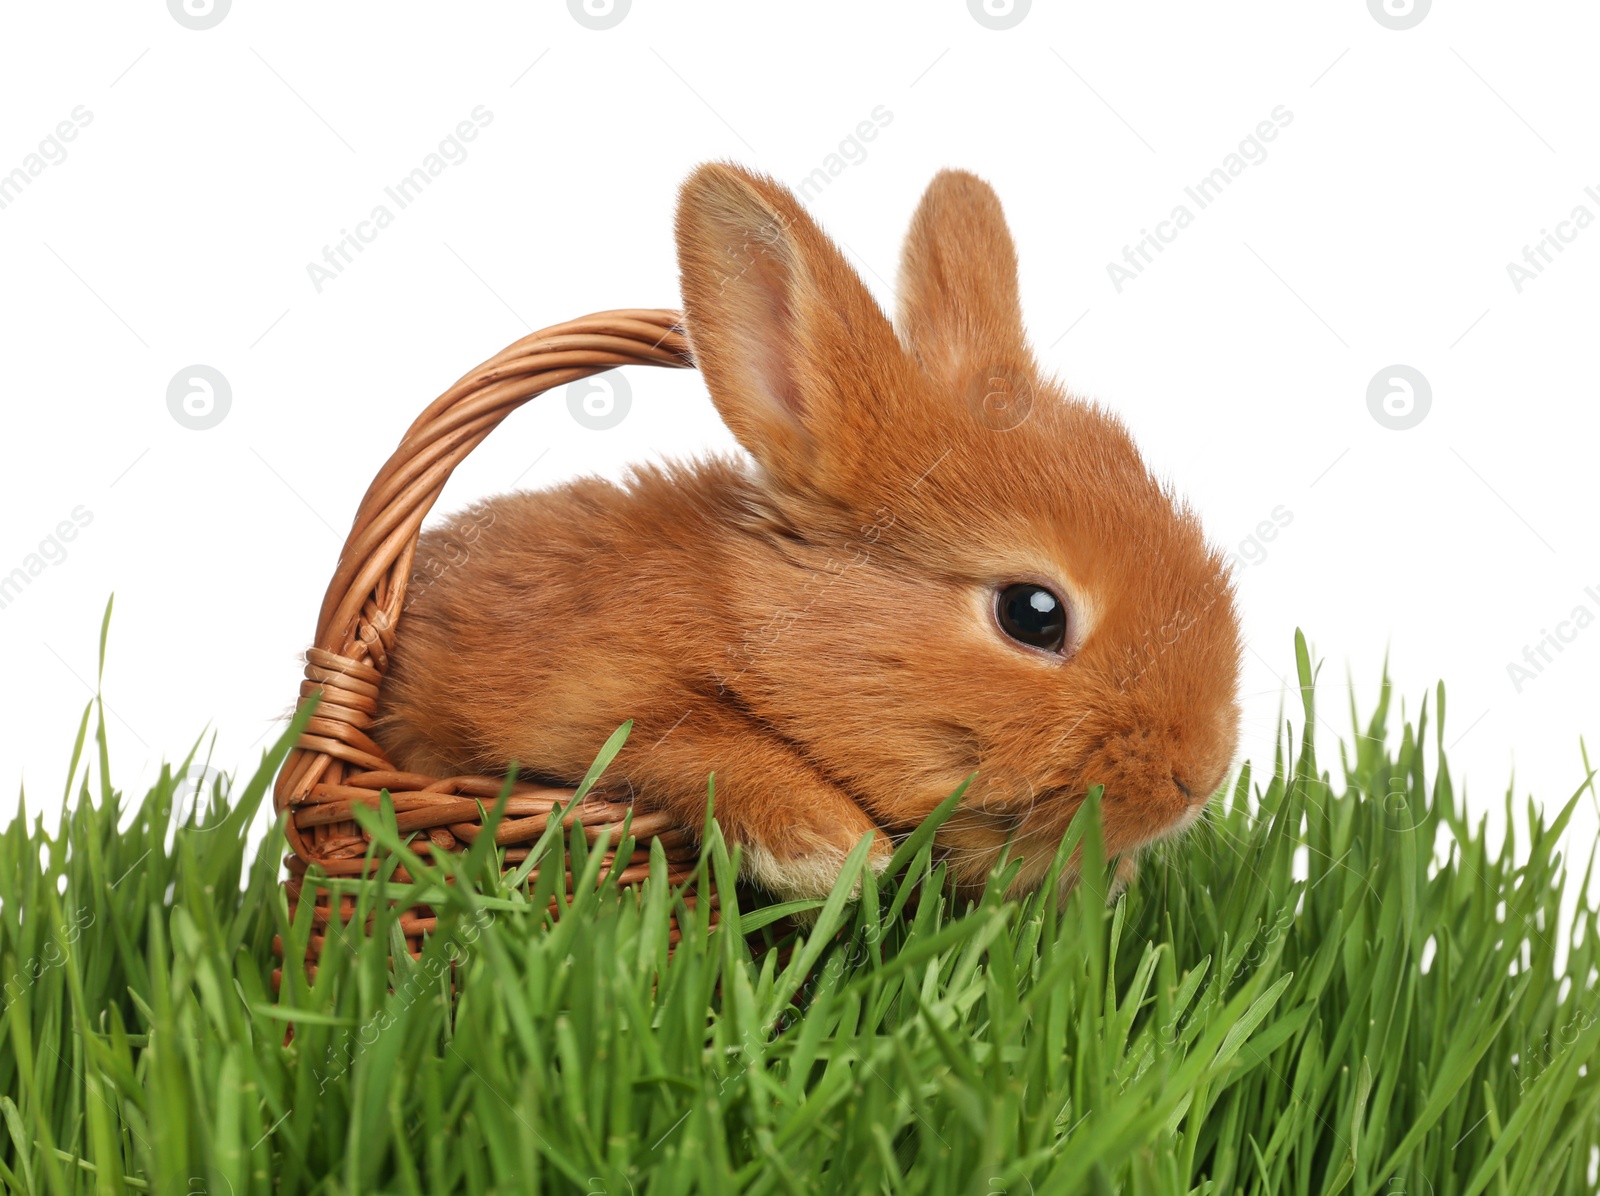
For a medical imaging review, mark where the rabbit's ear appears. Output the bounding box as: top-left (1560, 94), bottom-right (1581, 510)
top-left (896, 170), bottom-right (1032, 391)
top-left (675, 162), bottom-right (910, 497)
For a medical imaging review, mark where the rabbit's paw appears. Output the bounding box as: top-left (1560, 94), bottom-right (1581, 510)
top-left (742, 828), bottom-right (893, 904)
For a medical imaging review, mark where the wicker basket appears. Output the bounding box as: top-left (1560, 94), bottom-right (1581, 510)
top-left (271, 309), bottom-right (708, 976)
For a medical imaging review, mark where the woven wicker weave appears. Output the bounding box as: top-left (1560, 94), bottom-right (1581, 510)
top-left (272, 309), bottom-right (704, 973)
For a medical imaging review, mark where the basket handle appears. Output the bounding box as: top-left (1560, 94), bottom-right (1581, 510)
top-left (273, 309), bottom-right (694, 834)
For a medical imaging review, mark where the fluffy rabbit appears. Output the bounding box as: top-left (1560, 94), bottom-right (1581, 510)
top-left (371, 162), bottom-right (1243, 902)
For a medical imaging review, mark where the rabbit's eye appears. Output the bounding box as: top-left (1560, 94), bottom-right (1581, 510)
top-left (996, 583), bottom-right (1068, 653)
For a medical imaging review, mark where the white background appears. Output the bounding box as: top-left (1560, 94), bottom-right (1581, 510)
top-left (0, 2), bottom-right (1595, 880)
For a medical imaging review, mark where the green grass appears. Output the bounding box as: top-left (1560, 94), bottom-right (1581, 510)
top-left (3, 618), bottom-right (1599, 1194)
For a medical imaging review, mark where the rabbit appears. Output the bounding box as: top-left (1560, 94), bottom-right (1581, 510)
top-left (370, 161), bottom-right (1243, 903)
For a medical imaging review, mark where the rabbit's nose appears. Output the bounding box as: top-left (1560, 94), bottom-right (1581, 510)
top-left (1172, 774), bottom-right (1194, 802)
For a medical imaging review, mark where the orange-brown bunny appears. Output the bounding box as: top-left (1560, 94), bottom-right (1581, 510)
top-left (372, 162), bottom-right (1243, 903)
